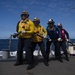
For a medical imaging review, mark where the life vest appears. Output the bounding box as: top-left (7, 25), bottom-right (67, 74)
top-left (17, 19), bottom-right (34, 38)
top-left (46, 25), bottom-right (61, 39)
top-left (60, 29), bottom-right (66, 40)
top-left (32, 25), bottom-right (47, 42)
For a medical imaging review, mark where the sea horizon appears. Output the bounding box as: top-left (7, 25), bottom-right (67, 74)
top-left (0, 38), bottom-right (75, 51)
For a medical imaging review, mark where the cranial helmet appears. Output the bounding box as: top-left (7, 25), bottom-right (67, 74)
top-left (33, 17), bottom-right (40, 23)
top-left (21, 11), bottom-right (29, 17)
top-left (57, 23), bottom-right (62, 29)
top-left (47, 19), bottom-right (55, 24)
top-left (57, 23), bottom-right (62, 26)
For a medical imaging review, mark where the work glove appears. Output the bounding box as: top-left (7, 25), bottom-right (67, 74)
top-left (42, 35), bottom-right (46, 38)
top-left (48, 38), bottom-right (52, 41)
top-left (21, 30), bottom-right (26, 34)
top-left (57, 38), bottom-right (61, 41)
top-left (66, 39), bottom-right (69, 42)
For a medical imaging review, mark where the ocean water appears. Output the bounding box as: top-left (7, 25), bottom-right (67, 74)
top-left (0, 39), bottom-right (18, 51)
top-left (0, 39), bottom-right (75, 51)
top-left (0, 39), bottom-right (42, 51)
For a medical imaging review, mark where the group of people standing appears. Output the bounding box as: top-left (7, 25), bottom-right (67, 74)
top-left (14, 11), bottom-right (70, 70)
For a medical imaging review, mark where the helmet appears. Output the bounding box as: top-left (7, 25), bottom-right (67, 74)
top-left (57, 23), bottom-right (62, 29)
top-left (21, 11), bottom-right (29, 17)
top-left (33, 17), bottom-right (40, 23)
top-left (57, 23), bottom-right (62, 27)
top-left (47, 19), bottom-right (55, 24)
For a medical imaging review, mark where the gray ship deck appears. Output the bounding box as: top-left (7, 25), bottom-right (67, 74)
top-left (0, 55), bottom-right (75, 75)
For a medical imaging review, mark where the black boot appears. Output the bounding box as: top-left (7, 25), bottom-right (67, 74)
top-left (65, 54), bottom-right (69, 61)
top-left (26, 64), bottom-right (34, 70)
top-left (66, 56), bottom-right (69, 61)
top-left (44, 60), bottom-right (49, 66)
top-left (14, 62), bottom-right (23, 66)
top-left (58, 58), bottom-right (63, 63)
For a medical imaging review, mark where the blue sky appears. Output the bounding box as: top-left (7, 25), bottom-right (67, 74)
top-left (0, 0), bottom-right (75, 39)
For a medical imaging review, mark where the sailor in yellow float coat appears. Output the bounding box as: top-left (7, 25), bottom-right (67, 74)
top-left (17, 18), bottom-right (34, 38)
top-left (14, 11), bottom-right (35, 70)
top-left (32, 23), bottom-right (47, 42)
top-left (32, 17), bottom-right (47, 42)
top-left (31, 18), bottom-right (49, 66)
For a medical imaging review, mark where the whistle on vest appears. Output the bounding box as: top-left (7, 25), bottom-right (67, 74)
top-left (22, 26), bottom-right (25, 29)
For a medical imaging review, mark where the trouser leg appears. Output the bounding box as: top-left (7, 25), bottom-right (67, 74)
top-left (54, 41), bottom-right (61, 59)
top-left (61, 41), bottom-right (69, 61)
top-left (24, 38), bottom-right (34, 64)
top-left (46, 40), bottom-right (52, 62)
top-left (38, 41), bottom-right (49, 66)
top-left (17, 38), bottom-right (24, 63)
top-left (38, 41), bottom-right (46, 59)
top-left (31, 42), bottom-right (37, 62)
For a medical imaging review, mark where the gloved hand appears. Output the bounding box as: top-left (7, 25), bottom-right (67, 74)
top-left (48, 39), bottom-right (52, 41)
top-left (43, 36), bottom-right (46, 38)
top-left (21, 30), bottom-right (26, 34)
top-left (66, 39), bottom-right (69, 41)
top-left (57, 38), bottom-right (61, 41)
top-left (42, 35), bottom-right (46, 38)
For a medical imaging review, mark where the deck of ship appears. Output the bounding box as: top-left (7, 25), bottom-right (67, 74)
top-left (0, 55), bottom-right (75, 75)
